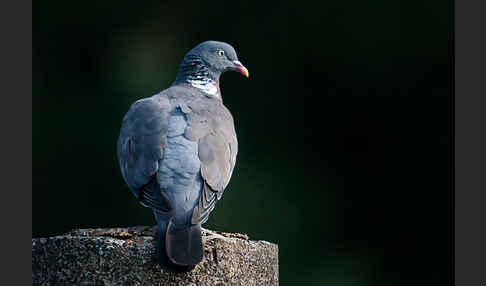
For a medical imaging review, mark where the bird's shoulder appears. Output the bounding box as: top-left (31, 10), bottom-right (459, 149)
top-left (121, 93), bottom-right (171, 130)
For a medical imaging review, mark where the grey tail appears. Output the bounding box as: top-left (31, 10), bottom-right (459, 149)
top-left (166, 219), bottom-right (203, 267)
top-left (156, 220), bottom-right (203, 272)
top-left (155, 220), bottom-right (198, 272)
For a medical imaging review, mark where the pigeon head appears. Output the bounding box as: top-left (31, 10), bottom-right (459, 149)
top-left (175, 41), bottom-right (248, 96)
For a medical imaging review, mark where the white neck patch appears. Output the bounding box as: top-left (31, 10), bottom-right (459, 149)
top-left (188, 79), bottom-right (219, 97)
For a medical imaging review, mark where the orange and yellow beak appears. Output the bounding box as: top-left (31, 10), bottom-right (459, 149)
top-left (232, 60), bottom-right (249, 78)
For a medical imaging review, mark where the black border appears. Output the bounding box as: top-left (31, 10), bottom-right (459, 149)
top-left (0, 0), bottom-right (32, 284)
top-left (456, 0), bottom-right (486, 285)
top-left (450, 0), bottom-right (455, 283)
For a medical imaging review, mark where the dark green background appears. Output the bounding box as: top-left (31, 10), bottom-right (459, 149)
top-left (33, 1), bottom-right (452, 285)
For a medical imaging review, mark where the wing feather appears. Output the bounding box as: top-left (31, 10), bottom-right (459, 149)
top-left (181, 97), bottom-right (238, 224)
top-left (117, 94), bottom-right (172, 211)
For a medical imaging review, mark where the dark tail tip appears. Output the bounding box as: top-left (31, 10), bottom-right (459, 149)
top-left (154, 223), bottom-right (197, 272)
top-left (165, 221), bottom-right (203, 267)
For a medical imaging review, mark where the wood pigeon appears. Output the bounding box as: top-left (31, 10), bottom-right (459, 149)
top-left (117, 41), bottom-right (248, 271)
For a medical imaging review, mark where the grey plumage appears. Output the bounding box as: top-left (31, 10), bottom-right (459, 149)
top-left (117, 41), bottom-right (247, 271)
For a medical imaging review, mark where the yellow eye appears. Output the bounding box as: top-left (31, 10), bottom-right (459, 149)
top-left (217, 50), bottom-right (225, 57)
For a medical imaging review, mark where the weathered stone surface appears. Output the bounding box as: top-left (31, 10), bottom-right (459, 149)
top-left (32, 226), bottom-right (278, 285)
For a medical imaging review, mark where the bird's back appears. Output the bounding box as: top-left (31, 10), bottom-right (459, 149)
top-left (155, 89), bottom-right (203, 226)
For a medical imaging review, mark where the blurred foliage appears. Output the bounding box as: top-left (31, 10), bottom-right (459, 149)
top-left (33, 0), bottom-right (451, 285)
